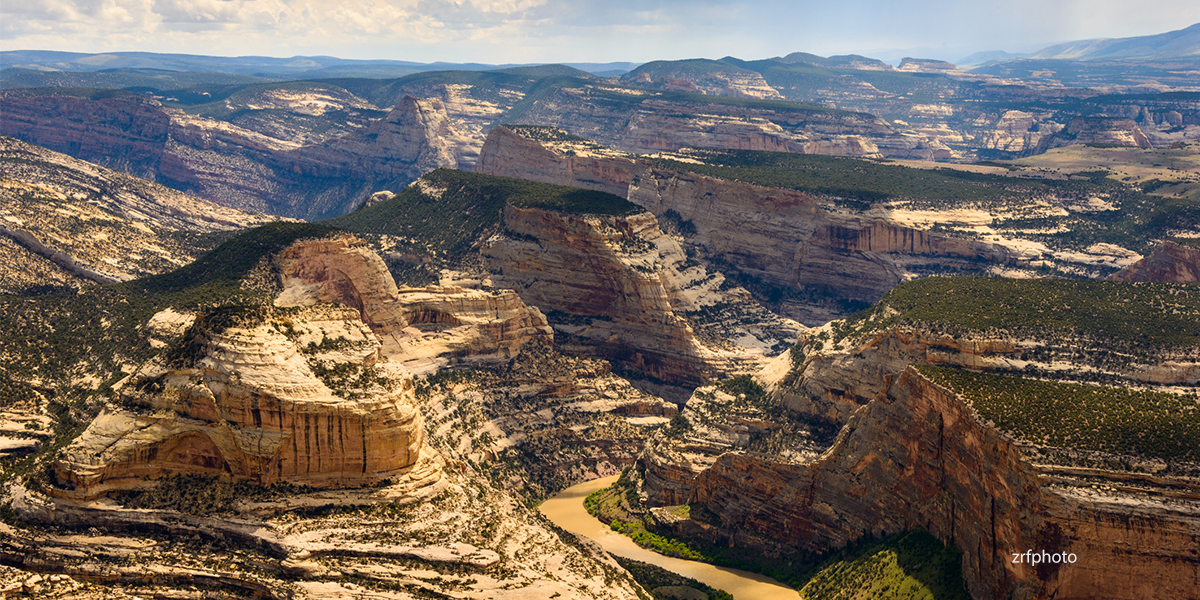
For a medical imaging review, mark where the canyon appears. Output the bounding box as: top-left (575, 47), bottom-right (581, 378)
top-left (0, 135), bottom-right (274, 293)
top-left (1, 38), bottom-right (1199, 600)
top-left (2, 229), bottom-right (675, 599)
top-left (633, 277), bottom-right (1200, 600)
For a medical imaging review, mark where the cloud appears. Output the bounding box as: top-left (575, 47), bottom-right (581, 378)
top-left (153, 0), bottom-right (244, 24)
top-left (1, 0), bottom-right (1198, 63)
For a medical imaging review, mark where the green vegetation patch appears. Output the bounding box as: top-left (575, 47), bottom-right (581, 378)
top-left (916, 365), bottom-right (1200, 463)
top-left (327, 169), bottom-right (641, 261)
top-left (838, 276), bottom-right (1200, 349)
top-left (1171, 237), bottom-right (1200, 250)
top-left (650, 148), bottom-right (1042, 208)
top-left (589, 471), bottom-right (967, 598)
top-left (614, 557), bottom-right (733, 600)
top-left (797, 530), bottom-right (969, 600)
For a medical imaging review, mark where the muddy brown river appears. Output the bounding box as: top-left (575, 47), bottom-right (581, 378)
top-left (539, 475), bottom-right (801, 599)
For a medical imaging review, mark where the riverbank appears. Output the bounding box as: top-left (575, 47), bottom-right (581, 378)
top-left (539, 475), bottom-right (803, 600)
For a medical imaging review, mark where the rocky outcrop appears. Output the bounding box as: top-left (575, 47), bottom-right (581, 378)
top-left (276, 235), bottom-right (554, 373)
top-left (478, 126), bottom-right (1017, 317)
top-left (0, 93), bottom-right (173, 181)
top-left (1034, 116), bottom-right (1153, 154)
top-left (290, 96), bottom-right (471, 183)
top-left (50, 304), bottom-right (431, 500)
top-left (472, 126), bottom-right (634, 198)
top-left (621, 69), bottom-right (784, 99)
top-left (484, 203), bottom-right (800, 385)
top-left (688, 367), bottom-right (1200, 600)
top-left (1109, 240), bottom-right (1200, 282)
top-left (49, 234), bottom-right (558, 500)
top-left (0, 91), bottom-right (472, 220)
top-left (975, 110), bottom-right (1063, 153)
top-left (507, 85), bottom-right (940, 159)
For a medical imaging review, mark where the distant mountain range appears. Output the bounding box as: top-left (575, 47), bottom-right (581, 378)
top-left (0, 50), bottom-right (640, 79)
top-left (3, 21), bottom-right (1196, 86)
top-left (960, 22), bottom-right (1200, 66)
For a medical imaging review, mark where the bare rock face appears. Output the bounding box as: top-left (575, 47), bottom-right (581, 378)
top-left (1035, 116), bottom-right (1153, 153)
top-left (0, 91), bottom-right (472, 220)
top-left (975, 110), bottom-right (1062, 153)
top-left (291, 96), bottom-right (471, 181)
top-left (688, 367), bottom-right (1200, 600)
top-left (621, 68), bottom-right (784, 99)
top-left (276, 235), bottom-right (555, 373)
top-left (0, 136), bottom-right (277, 293)
top-left (51, 304), bottom-right (428, 500)
top-left (507, 86), bottom-right (932, 159)
top-left (477, 126), bottom-right (1016, 317)
top-left (472, 126), bottom-right (634, 198)
top-left (50, 234), bottom-right (558, 501)
top-left (1109, 240), bottom-right (1200, 282)
top-left (484, 204), bottom-right (800, 385)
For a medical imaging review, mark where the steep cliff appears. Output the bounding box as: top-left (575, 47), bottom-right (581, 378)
top-left (636, 277), bottom-right (1200, 599)
top-left (690, 367), bottom-right (1200, 600)
top-left (505, 84), bottom-right (941, 158)
top-left (50, 304), bottom-right (432, 500)
top-left (0, 91), bottom-right (472, 219)
top-left (331, 168), bottom-right (800, 385)
top-left (477, 126), bottom-right (1020, 320)
top-left (2, 226), bottom-right (651, 600)
top-left (48, 233), bottom-right (558, 501)
top-left (1109, 240), bottom-right (1200, 282)
top-left (1034, 116), bottom-right (1153, 154)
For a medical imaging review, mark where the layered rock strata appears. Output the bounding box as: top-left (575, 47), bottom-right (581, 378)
top-left (0, 136), bottom-right (275, 292)
top-left (1109, 240), bottom-right (1200, 282)
top-left (50, 235), bottom-right (557, 500)
top-left (51, 305), bottom-right (431, 500)
top-left (0, 92), bottom-right (471, 219)
top-left (276, 235), bottom-right (555, 373)
top-left (483, 201), bottom-right (801, 385)
top-left (477, 126), bottom-right (1017, 316)
top-left (688, 367), bottom-right (1200, 600)
top-left (511, 86), bottom-right (920, 158)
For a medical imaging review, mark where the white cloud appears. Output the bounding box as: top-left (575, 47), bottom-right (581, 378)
top-left (1, 0), bottom-right (1197, 63)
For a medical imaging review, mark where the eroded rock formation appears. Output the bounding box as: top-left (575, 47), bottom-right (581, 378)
top-left (477, 126), bottom-right (1017, 319)
top-left (484, 202), bottom-right (800, 385)
top-left (688, 367), bottom-right (1200, 599)
top-left (0, 92), bottom-right (472, 219)
top-left (1109, 240), bottom-right (1200, 282)
top-left (49, 234), bottom-right (557, 500)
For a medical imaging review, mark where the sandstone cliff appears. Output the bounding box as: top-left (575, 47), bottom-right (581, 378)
top-left (484, 200), bottom-right (801, 385)
top-left (1109, 240), bottom-right (1200, 282)
top-left (49, 234), bottom-right (557, 500)
top-left (689, 367), bottom-right (1200, 600)
top-left (0, 136), bottom-right (275, 293)
top-left (477, 126), bottom-right (1019, 321)
top-left (5, 228), bottom-right (651, 600)
top-left (638, 278), bottom-right (1200, 599)
top-left (506, 85), bottom-right (939, 158)
top-left (1033, 116), bottom-right (1153, 154)
top-left (0, 91), bottom-right (472, 219)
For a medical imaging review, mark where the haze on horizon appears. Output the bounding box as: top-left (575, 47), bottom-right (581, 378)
top-left (3, 0), bottom-right (1199, 66)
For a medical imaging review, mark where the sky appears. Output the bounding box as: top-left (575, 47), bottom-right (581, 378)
top-left (3, 0), bottom-right (1200, 65)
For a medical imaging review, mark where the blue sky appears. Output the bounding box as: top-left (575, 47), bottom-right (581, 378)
top-left (3, 0), bottom-right (1199, 64)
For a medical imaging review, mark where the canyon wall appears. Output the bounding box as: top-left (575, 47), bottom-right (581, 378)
top-left (484, 202), bottom-right (799, 385)
top-left (477, 126), bottom-right (1017, 315)
top-left (688, 367), bottom-right (1200, 600)
top-left (1109, 240), bottom-right (1200, 283)
top-left (0, 92), bottom-right (471, 219)
top-left (50, 234), bottom-right (558, 500)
